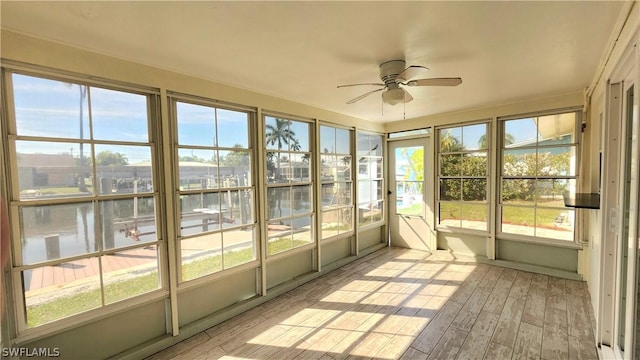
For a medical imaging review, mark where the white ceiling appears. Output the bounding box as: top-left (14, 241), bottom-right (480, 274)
top-left (0, 1), bottom-right (626, 123)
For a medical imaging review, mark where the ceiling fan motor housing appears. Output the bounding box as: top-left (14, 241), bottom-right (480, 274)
top-left (379, 60), bottom-right (406, 88)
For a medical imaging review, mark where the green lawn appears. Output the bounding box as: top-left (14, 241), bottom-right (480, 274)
top-left (439, 200), bottom-right (569, 229)
top-left (27, 272), bottom-right (159, 328)
top-left (28, 246), bottom-right (257, 327)
top-left (28, 238), bottom-right (314, 327)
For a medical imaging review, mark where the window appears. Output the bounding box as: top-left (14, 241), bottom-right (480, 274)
top-left (320, 125), bottom-right (353, 239)
top-left (437, 123), bottom-right (489, 231)
top-left (6, 72), bottom-right (162, 328)
top-left (265, 116), bottom-right (313, 255)
top-left (173, 98), bottom-right (256, 281)
top-left (499, 111), bottom-right (579, 241)
top-left (356, 132), bottom-right (384, 227)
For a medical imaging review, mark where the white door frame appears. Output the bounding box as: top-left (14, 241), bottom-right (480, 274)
top-left (387, 136), bottom-right (436, 252)
top-left (600, 32), bottom-right (640, 359)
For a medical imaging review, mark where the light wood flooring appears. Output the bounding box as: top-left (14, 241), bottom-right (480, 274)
top-left (147, 247), bottom-right (597, 360)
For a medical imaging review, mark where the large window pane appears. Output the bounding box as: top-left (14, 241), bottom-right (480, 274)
top-left (95, 144), bottom-right (153, 195)
top-left (537, 146), bottom-right (575, 176)
top-left (504, 118), bottom-right (537, 148)
top-left (336, 128), bottom-right (351, 154)
top-left (500, 111), bottom-right (578, 242)
top-left (23, 258), bottom-right (101, 328)
top-left (503, 149), bottom-right (536, 176)
top-left (181, 233), bottom-right (223, 281)
top-left (266, 117), bottom-right (296, 151)
top-left (262, 114), bottom-right (314, 255)
top-left (16, 140), bottom-right (94, 199)
top-left (502, 179), bottom-right (535, 205)
top-left (267, 187), bottom-right (291, 219)
top-left (440, 154), bottom-right (461, 176)
top-left (462, 179), bottom-right (486, 201)
top-left (216, 109), bottom-right (249, 148)
top-left (219, 150), bottom-right (252, 186)
top-left (99, 197), bottom-right (157, 249)
top-left (438, 123), bottom-right (489, 231)
top-left (20, 202), bottom-right (96, 265)
top-left (13, 74), bottom-right (90, 139)
top-left (267, 216), bottom-right (313, 255)
top-left (461, 203), bottom-right (488, 230)
top-left (536, 208), bottom-right (574, 240)
top-left (9, 72), bottom-right (162, 330)
top-left (356, 132), bottom-right (384, 228)
top-left (439, 202), bottom-right (461, 227)
top-left (322, 208), bottom-right (353, 239)
top-left (462, 154), bottom-right (487, 176)
top-left (222, 228), bottom-right (256, 268)
top-left (440, 127), bottom-right (462, 151)
top-left (288, 121), bottom-right (310, 152)
top-left (177, 102), bottom-right (216, 147)
top-left (501, 206), bottom-right (535, 237)
top-left (537, 113), bottom-right (576, 143)
top-left (289, 153), bottom-right (310, 182)
top-left (439, 179), bottom-right (461, 201)
top-left (103, 247), bottom-right (160, 304)
top-left (320, 125), bottom-right (353, 239)
top-left (320, 126), bottom-right (335, 154)
top-left (91, 88), bottom-right (149, 142)
top-left (225, 189), bottom-right (254, 226)
top-left (180, 193), bottom-right (222, 235)
top-left (463, 124), bottom-right (487, 150)
top-left (535, 179), bottom-right (566, 207)
top-left (177, 149), bottom-right (218, 190)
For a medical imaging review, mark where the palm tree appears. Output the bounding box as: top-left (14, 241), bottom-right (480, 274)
top-left (266, 118), bottom-right (296, 180)
top-left (266, 118), bottom-right (296, 151)
top-left (290, 138), bottom-right (301, 151)
top-left (440, 130), bottom-right (464, 152)
top-left (477, 133), bottom-right (515, 149)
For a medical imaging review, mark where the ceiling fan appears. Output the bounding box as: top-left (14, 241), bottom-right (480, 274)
top-left (337, 60), bottom-right (462, 106)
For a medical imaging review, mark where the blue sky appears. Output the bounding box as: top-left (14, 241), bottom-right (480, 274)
top-left (13, 74), bottom-right (251, 164)
top-left (13, 73), bottom-right (540, 165)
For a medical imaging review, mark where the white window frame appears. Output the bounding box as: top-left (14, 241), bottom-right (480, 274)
top-left (319, 123), bottom-right (354, 240)
top-left (263, 115), bottom-right (315, 257)
top-left (436, 121), bottom-right (491, 234)
top-left (2, 67), bottom-right (166, 337)
top-left (169, 94), bottom-right (259, 283)
top-left (356, 131), bottom-right (384, 229)
top-left (497, 108), bottom-right (582, 247)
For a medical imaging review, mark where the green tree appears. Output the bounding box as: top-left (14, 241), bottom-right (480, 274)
top-left (222, 144), bottom-right (250, 167)
top-left (440, 129), bottom-right (464, 152)
top-left (408, 148), bottom-right (424, 181)
top-left (94, 150), bottom-right (128, 166)
top-left (477, 133), bottom-right (515, 149)
top-left (266, 118), bottom-right (297, 179)
top-left (266, 118), bottom-right (296, 152)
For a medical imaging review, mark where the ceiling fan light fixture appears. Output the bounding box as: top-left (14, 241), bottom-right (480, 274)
top-left (382, 88), bottom-right (408, 106)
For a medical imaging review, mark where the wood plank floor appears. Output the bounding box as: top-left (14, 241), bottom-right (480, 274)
top-left (146, 247), bottom-right (598, 360)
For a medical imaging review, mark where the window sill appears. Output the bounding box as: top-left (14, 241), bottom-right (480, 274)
top-left (436, 226), bottom-right (489, 237)
top-left (496, 233), bottom-right (583, 250)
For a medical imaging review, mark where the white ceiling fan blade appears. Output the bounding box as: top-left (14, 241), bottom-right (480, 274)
top-left (406, 77), bottom-right (462, 86)
top-left (346, 87), bottom-right (386, 104)
top-left (337, 83), bottom-right (385, 88)
top-left (397, 65), bottom-right (429, 81)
